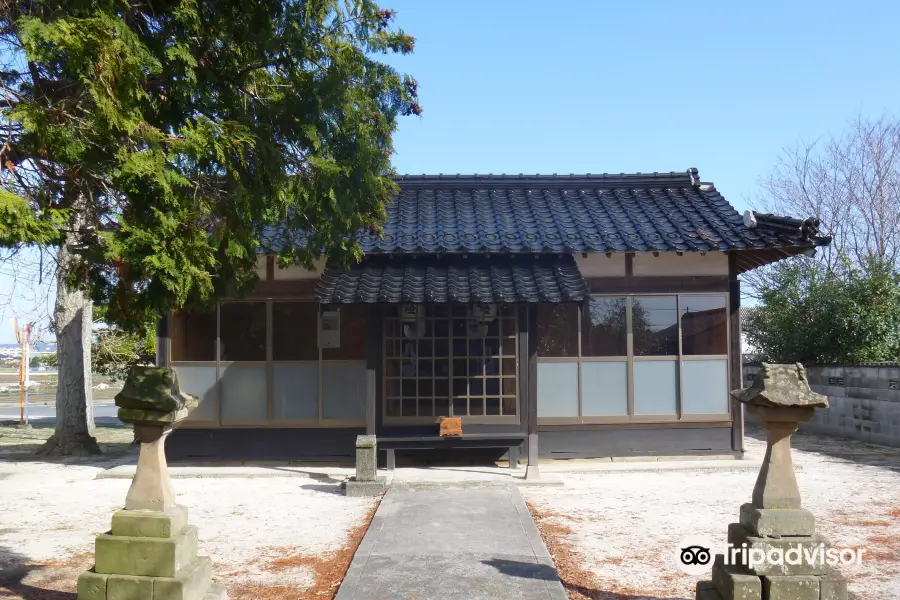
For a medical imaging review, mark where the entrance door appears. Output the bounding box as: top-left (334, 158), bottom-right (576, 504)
top-left (383, 304), bottom-right (518, 422)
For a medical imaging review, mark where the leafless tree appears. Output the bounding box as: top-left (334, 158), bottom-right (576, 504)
top-left (743, 114), bottom-right (900, 297)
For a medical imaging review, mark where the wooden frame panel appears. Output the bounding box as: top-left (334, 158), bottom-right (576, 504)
top-left (587, 276), bottom-right (729, 294)
top-left (536, 292), bottom-right (731, 425)
top-left (168, 298), bottom-right (366, 429)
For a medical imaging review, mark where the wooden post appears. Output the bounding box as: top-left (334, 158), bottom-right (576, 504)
top-left (366, 304), bottom-right (381, 436)
top-left (19, 322), bottom-right (26, 425)
top-left (728, 253), bottom-right (744, 454)
top-left (365, 369), bottom-right (376, 435)
top-left (525, 305), bottom-right (541, 479)
top-left (155, 313), bottom-right (170, 367)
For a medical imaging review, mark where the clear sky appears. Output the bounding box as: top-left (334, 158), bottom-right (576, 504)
top-left (2, 0), bottom-right (898, 343)
top-left (383, 0), bottom-right (899, 207)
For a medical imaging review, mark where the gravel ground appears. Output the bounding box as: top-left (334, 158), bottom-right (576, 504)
top-left (523, 426), bottom-right (900, 600)
top-left (1, 425), bottom-right (896, 600)
top-left (0, 458), bottom-right (377, 600)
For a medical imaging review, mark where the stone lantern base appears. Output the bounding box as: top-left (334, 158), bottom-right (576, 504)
top-left (77, 504), bottom-right (227, 600)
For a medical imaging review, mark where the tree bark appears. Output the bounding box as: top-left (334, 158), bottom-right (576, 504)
top-left (36, 213), bottom-right (101, 456)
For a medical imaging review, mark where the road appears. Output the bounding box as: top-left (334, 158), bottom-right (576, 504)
top-left (0, 401), bottom-right (120, 424)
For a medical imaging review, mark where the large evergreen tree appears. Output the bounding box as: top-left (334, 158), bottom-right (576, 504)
top-left (0, 0), bottom-right (419, 454)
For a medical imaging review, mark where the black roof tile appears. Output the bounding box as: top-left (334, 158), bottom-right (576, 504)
top-left (315, 255), bottom-right (588, 304)
top-left (351, 170), bottom-right (827, 255)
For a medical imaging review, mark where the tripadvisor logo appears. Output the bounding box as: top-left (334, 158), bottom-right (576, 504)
top-left (673, 536), bottom-right (717, 576)
top-left (673, 536), bottom-right (865, 576)
top-left (725, 542), bottom-right (865, 570)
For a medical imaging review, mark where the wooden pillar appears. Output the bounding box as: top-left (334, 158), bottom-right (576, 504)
top-left (156, 312), bottom-right (170, 368)
top-left (728, 253), bottom-right (745, 454)
top-left (366, 304), bottom-right (381, 436)
top-left (365, 371), bottom-right (376, 435)
top-left (525, 304), bottom-right (540, 479)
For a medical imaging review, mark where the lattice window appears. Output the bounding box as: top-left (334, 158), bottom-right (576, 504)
top-left (384, 304), bottom-right (518, 419)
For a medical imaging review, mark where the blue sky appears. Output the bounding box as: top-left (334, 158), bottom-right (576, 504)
top-left (2, 0), bottom-right (898, 344)
top-left (384, 0), bottom-right (899, 207)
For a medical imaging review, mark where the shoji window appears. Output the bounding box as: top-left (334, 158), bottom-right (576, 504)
top-left (536, 295), bottom-right (730, 423)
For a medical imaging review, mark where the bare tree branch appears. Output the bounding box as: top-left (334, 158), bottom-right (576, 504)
top-left (743, 114), bottom-right (900, 298)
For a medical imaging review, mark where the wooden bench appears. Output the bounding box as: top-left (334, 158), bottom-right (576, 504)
top-left (377, 433), bottom-right (526, 471)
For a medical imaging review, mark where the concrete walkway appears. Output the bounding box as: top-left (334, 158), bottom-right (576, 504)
top-left (335, 484), bottom-right (568, 600)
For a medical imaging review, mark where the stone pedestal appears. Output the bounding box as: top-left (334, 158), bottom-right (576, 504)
top-left (344, 435), bottom-right (386, 497)
top-left (126, 426), bottom-right (178, 512)
top-left (695, 364), bottom-right (849, 600)
top-left (77, 366), bottom-right (227, 600)
top-left (749, 404), bottom-right (813, 510)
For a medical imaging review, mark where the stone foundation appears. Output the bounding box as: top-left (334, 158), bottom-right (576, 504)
top-left (78, 505), bottom-right (226, 600)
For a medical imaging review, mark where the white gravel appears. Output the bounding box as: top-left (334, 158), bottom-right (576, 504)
top-left (523, 427), bottom-right (900, 600)
top-left (0, 460), bottom-right (376, 596)
top-left (1, 427), bottom-right (896, 600)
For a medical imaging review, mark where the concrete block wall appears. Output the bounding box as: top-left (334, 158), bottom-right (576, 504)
top-left (742, 364), bottom-right (900, 448)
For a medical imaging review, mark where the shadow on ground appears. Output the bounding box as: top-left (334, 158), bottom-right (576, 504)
top-left (745, 424), bottom-right (900, 474)
top-left (482, 557), bottom-right (687, 600)
top-left (481, 558), bottom-right (559, 581)
top-left (299, 483), bottom-right (346, 495)
top-left (0, 545), bottom-right (81, 600)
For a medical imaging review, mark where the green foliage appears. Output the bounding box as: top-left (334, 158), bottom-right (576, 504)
top-left (30, 353), bottom-right (57, 368)
top-left (0, 190), bottom-right (66, 245)
top-left (744, 259), bottom-right (900, 364)
top-left (89, 304), bottom-right (156, 380)
top-left (1, 0), bottom-right (419, 334)
top-left (92, 326), bottom-right (156, 380)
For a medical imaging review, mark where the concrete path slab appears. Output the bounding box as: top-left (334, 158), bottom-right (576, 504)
top-left (335, 484), bottom-right (568, 600)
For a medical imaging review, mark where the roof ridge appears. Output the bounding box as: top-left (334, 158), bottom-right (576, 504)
top-left (394, 168), bottom-right (700, 188)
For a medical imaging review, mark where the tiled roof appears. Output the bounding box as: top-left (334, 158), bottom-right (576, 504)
top-left (352, 169), bottom-right (829, 259)
top-left (315, 255), bottom-right (588, 304)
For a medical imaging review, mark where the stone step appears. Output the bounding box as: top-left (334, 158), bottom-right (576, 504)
top-left (711, 555), bottom-right (761, 600)
top-left (153, 556), bottom-right (213, 600)
top-left (111, 505), bottom-right (189, 539)
top-left (739, 503), bottom-right (816, 537)
top-left (727, 523), bottom-right (830, 576)
top-left (763, 575), bottom-right (820, 600)
top-left (696, 580), bottom-right (724, 600)
top-left (77, 558), bottom-right (222, 600)
top-left (95, 525), bottom-right (198, 578)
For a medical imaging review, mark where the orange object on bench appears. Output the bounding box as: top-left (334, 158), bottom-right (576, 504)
top-left (439, 417), bottom-right (462, 436)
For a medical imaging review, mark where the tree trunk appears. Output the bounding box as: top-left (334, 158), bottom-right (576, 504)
top-left (37, 216), bottom-right (100, 456)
